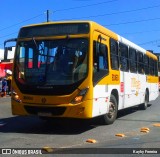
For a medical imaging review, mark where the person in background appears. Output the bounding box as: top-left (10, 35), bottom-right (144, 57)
top-left (7, 75), bottom-right (12, 95)
top-left (2, 78), bottom-right (7, 97)
top-left (0, 77), bottom-right (2, 97)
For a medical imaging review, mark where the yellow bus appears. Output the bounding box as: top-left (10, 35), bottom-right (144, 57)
top-left (5, 21), bottom-right (159, 124)
top-left (153, 53), bottom-right (160, 90)
top-left (155, 54), bottom-right (160, 90)
top-left (158, 61), bottom-right (160, 91)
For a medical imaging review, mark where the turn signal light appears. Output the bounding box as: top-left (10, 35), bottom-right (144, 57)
top-left (72, 87), bottom-right (89, 104)
top-left (12, 90), bottom-right (22, 103)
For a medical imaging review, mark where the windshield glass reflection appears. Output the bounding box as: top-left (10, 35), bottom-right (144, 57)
top-left (15, 38), bottom-right (88, 86)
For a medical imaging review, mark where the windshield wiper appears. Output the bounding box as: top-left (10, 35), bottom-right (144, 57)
top-left (32, 37), bottom-right (44, 54)
top-left (32, 37), bottom-right (38, 49)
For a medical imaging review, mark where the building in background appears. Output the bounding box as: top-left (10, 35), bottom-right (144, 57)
top-left (0, 48), bottom-right (15, 77)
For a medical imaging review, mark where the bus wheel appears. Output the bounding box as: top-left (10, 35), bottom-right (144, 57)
top-left (103, 95), bottom-right (118, 125)
top-left (140, 92), bottom-right (148, 110)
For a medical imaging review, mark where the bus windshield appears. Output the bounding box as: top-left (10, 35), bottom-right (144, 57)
top-left (15, 38), bottom-right (88, 87)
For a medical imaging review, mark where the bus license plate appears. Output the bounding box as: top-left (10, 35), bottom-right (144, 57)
top-left (38, 112), bottom-right (52, 117)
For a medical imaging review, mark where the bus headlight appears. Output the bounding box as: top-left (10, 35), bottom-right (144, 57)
top-left (12, 90), bottom-right (22, 103)
top-left (72, 87), bottom-right (89, 104)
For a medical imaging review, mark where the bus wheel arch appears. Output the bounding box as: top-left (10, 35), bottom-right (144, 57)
top-left (102, 89), bottom-right (119, 125)
top-left (140, 88), bottom-right (149, 110)
top-left (146, 88), bottom-right (149, 102)
top-left (111, 89), bottom-right (119, 107)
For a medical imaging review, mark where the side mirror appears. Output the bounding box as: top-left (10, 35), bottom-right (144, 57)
top-left (3, 38), bottom-right (17, 61)
top-left (4, 38), bottom-right (17, 48)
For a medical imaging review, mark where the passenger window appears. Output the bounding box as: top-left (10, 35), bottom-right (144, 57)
top-left (155, 60), bottom-right (158, 76)
top-left (129, 48), bottom-right (137, 73)
top-left (119, 43), bottom-right (129, 71)
top-left (149, 58), bottom-right (154, 76)
top-left (137, 52), bottom-right (144, 74)
top-left (99, 44), bottom-right (108, 70)
top-left (110, 39), bottom-right (119, 70)
top-left (93, 41), bottom-right (108, 71)
top-left (93, 40), bottom-right (109, 85)
top-left (144, 55), bottom-right (149, 75)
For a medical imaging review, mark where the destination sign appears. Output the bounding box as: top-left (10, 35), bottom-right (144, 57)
top-left (19, 23), bottom-right (90, 38)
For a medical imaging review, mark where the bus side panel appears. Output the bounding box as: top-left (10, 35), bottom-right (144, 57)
top-left (119, 71), bottom-right (149, 109)
top-left (119, 72), bottom-right (139, 109)
top-left (92, 85), bottom-right (109, 117)
top-left (138, 74), bottom-right (147, 103)
top-left (147, 76), bottom-right (159, 101)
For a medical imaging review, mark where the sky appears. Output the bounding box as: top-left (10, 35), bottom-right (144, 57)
top-left (0, 0), bottom-right (160, 53)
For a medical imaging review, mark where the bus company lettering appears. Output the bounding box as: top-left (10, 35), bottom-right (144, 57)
top-left (23, 96), bottom-right (33, 100)
top-left (131, 78), bottom-right (141, 90)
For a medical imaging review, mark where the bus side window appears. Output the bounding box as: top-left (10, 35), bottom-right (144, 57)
top-left (137, 52), bottom-right (144, 74)
top-left (110, 39), bottom-right (119, 70)
top-left (119, 43), bottom-right (129, 72)
top-left (99, 44), bottom-right (108, 70)
top-left (150, 58), bottom-right (158, 76)
top-left (155, 60), bottom-right (158, 76)
top-left (158, 59), bottom-right (160, 74)
top-left (93, 41), bottom-right (108, 71)
top-left (129, 48), bottom-right (137, 73)
top-left (149, 58), bottom-right (154, 76)
top-left (144, 54), bottom-right (149, 75)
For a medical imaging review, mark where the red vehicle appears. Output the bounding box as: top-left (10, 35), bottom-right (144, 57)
top-left (0, 62), bottom-right (13, 77)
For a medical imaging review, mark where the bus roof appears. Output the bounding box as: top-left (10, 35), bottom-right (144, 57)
top-left (21, 20), bottom-right (157, 60)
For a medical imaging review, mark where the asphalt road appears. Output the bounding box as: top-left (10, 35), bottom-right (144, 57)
top-left (0, 95), bottom-right (160, 157)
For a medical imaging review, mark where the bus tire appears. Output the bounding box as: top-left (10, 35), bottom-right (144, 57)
top-left (102, 95), bottom-right (118, 125)
top-left (140, 92), bottom-right (149, 110)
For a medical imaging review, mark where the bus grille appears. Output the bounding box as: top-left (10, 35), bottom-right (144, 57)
top-left (24, 106), bottom-right (66, 116)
